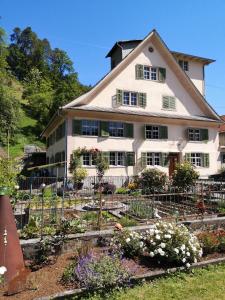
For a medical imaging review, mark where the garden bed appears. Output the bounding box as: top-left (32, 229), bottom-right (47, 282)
top-left (1, 245), bottom-right (225, 300)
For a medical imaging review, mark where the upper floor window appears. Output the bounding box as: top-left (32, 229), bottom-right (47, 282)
top-left (179, 60), bottom-right (189, 71)
top-left (145, 125), bottom-right (168, 139)
top-left (55, 122), bottom-right (65, 141)
top-left (116, 89), bottom-right (146, 108)
top-left (136, 64), bottom-right (166, 82)
top-left (187, 128), bottom-right (208, 141)
top-left (81, 120), bottom-right (99, 136)
top-left (188, 128), bottom-right (200, 141)
top-left (162, 96), bottom-right (176, 110)
top-left (143, 66), bottom-right (157, 80)
top-left (146, 125), bottom-right (159, 139)
top-left (123, 91), bottom-right (137, 106)
top-left (109, 122), bottom-right (124, 137)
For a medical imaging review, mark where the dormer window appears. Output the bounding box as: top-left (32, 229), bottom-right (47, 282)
top-left (178, 60), bottom-right (189, 71)
top-left (116, 89), bottom-right (146, 108)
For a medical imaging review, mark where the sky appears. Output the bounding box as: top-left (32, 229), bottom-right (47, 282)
top-left (1, 0), bottom-right (225, 114)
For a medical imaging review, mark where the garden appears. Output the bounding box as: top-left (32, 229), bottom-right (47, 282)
top-left (1, 151), bottom-right (225, 299)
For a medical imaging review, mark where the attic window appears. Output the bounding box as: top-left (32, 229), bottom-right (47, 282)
top-left (179, 60), bottom-right (189, 71)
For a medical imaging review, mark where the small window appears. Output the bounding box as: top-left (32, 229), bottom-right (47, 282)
top-left (109, 152), bottom-right (125, 166)
top-left (143, 65), bottom-right (157, 80)
top-left (123, 91), bottom-right (138, 106)
top-left (222, 153), bottom-right (225, 164)
top-left (82, 120), bottom-right (99, 136)
top-left (83, 153), bottom-right (91, 166)
top-left (178, 60), bottom-right (189, 71)
top-left (188, 128), bottom-right (201, 141)
top-left (109, 122), bottom-right (124, 137)
top-left (147, 152), bottom-right (160, 166)
top-left (146, 125), bottom-right (159, 139)
top-left (190, 153), bottom-right (202, 167)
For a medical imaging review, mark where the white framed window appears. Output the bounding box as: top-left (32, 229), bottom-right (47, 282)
top-left (109, 122), bottom-right (124, 137)
top-left (83, 153), bottom-right (91, 166)
top-left (190, 153), bottom-right (202, 167)
top-left (82, 120), bottom-right (99, 136)
top-left (109, 152), bottom-right (125, 166)
top-left (143, 65), bottom-right (158, 80)
top-left (123, 91), bottom-right (138, 106)
top-left (147, 152), bottom-right (160, 166)
top-left (146, 125), bottom-right (159, 139)
top-left (179, 60), bottom-right (189, 71)
top-left (188, 128), bottom-right (200, 141)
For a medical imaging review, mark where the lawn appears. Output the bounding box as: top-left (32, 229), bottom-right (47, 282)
top-left (7, 104), bottom-right (45, 158)
top-left (74, 264), bottom-right (225, 300)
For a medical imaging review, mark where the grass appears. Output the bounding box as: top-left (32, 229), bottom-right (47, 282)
top-left (72, 263), bottom-right (225, 300)
top-left (6, 104), bottom-right (45, 158)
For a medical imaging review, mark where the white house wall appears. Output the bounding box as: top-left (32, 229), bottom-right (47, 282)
top-left (85, 42), bottom-right (206, 118)
top-left (66, 116), bottom-right (220, 178)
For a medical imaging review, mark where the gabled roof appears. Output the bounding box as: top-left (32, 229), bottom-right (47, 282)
top-left (219, 115), bottom-right (225, 133)
top-left (63, 29), bottom-right (220, 122)
top-left (105, 39), bottom-right (215, 65)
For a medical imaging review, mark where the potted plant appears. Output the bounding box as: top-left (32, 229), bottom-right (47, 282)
top-left (73, 167), bottom-right (87, 190)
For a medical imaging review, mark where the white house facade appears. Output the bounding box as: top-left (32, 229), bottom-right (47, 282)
top-left (42, 29), bottom-right (222, 178)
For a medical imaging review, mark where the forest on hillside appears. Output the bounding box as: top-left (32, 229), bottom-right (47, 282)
top-left (0, 26), bottom-right (90, 157)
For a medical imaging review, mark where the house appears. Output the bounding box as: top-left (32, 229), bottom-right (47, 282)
top-left (42, 29), bottom-right (222, 179)
top-left (219, 115), bottom-right (225, 168)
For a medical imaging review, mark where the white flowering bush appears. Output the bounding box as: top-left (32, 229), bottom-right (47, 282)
top-left (0, 266), bottom-right (7, 285)
top-left (143, 222), bottom-right (202, 267)
top-left (110, 230), bottom-right (144, 258)
top-left (110, 222), bottom-right (202, 268)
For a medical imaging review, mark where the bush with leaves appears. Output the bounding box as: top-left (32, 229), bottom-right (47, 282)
top-left (73, 253), bottom-right (131, 290)
top-left (139, 168), bottom-right (168, 193)
top-left (0, 158), bottom-right (19, 193)
top-left (143, 222), bottom-right (202, 267)
top-left (172, 162), bottom-right (199, 190)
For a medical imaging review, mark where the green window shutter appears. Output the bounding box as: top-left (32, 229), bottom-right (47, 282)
top-left (200, 129), bottom-right (209, 141)
top-left (184, 153), bottom-right (191, 162)
top-left (126, 152), bottom-right (135, 166)
top-left (159, 126), bottom-right (168, 139)
top-left (102, 151), bottom-right (110, 164)
top-left (144, 125), bottom-right (147, 139)
top-left (124, 123), bottom-right (134, 138)
top-left (186, 128), bottom-right (190, 140)
top-left (138, 93), bottom-right (147, 108)
top-left (116, 89), bottom-right (123, 106)
top-left (141, 152), bottom-right (147, 168)
top-left (170, 97), bottom-right (176, 110)
top-left (72, 119), bottom-right (82, 135)
top-left (160, 153), bottom-right (169, 167)
top-left (135, 64), bottom-right (144, 79)
top-left (162, 96), bottom-right (170, 109)
top-left (202, 153), bottom-right (209, 168)
top-left (158, 67), bottom-right (166, 82)
top-left (100, 121), bottom-right (109, 137)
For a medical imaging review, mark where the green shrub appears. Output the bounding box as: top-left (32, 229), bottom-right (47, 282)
top-left (139, 168), bottom-right (168, 193)
top-left (74, 254), bottom-right (131, 290)
top-left (115, 187), bottom-right (129, 194)
top-left (172, 162), bottom-right (199, 190)
top-left (119, 216), bottom-right (138, 227)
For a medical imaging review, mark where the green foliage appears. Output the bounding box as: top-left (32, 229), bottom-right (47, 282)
top-left (0, 158), bottom-right (19, 191)
top-left (73, 167), bottom-right (88, 184)
top-left (115, 187), bottom-right (129, 194)
top-left (128, 201), bottom-right (153, 219)
top-left (197, 230), bottom-right (225, 255)
top-left (140, 168), bottom-right (168, 193)
top-left (172, 162), bottom-right (199, 190)
top-left (74, 254), bottom-right (131, 290)
top-left (119, 216), bottom-right (138, 227)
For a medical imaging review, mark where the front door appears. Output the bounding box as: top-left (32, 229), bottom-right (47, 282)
top-left (168, 153), bottom-right (180, 177)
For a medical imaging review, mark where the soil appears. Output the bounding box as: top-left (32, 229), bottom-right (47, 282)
top-left (0, 248), bottom-right (224, 300)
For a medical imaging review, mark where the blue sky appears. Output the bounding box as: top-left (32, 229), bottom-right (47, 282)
top-left (1, 0), bottom-right (225, 114)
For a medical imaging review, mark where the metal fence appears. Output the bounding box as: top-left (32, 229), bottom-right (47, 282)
top-left (14, 176), bottom-right (225, 239)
